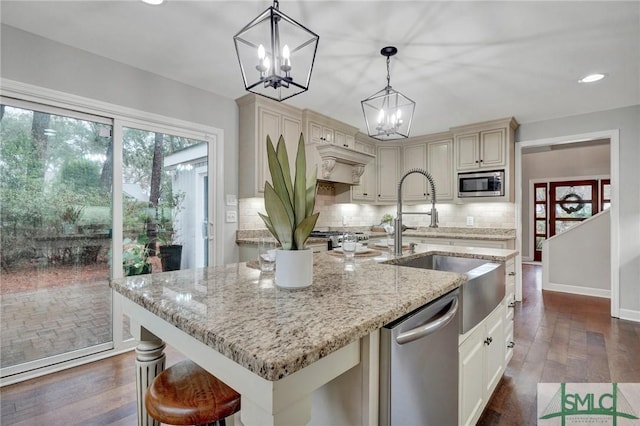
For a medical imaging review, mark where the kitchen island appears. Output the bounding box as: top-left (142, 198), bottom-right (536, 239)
top-left (111, 244), bottom-right (516, 426)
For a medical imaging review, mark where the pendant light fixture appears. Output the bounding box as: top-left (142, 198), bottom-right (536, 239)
top-left (233, 0), bottom-right (319, 102)
top-left (361, 46), bottom-right (415, 140)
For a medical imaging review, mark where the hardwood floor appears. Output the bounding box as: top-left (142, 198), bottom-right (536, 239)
top-left (2, 264), bottom-right (639, 425)
top-left (478, 264), bottom-right (640, 425)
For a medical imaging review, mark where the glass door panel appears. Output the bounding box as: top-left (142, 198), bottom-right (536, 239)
top-left (533, 183), bottom-right (547, 261)
top-left (549, 180), bottom-right (598, 237)
top-left (121, 127), bottom-right (209, 276)
top-left (1, 102), bottom-right (113, 374)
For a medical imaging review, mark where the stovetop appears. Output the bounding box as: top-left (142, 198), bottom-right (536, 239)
top-left (309, 231), bottom-right (369, 241)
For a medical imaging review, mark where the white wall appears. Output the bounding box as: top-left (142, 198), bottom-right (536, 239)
top-left (543, 210), bottom-right (610, 296)
top-left (517, 105), bottom-right (640, 315)
top-left (521, 143), bottom-right (611, 259)
top-left (0, 24), bottom-right (240, 264)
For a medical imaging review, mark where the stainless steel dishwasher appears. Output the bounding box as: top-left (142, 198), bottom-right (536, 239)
top-left (380, 289), bottom-right (459, 426)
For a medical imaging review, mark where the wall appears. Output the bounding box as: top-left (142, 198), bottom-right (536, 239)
top-left (239, 182), bottom-right (516, 230)
top-left (521, 143), bottom-right (611, 259)
top-left (517, 105), bottom-right (640, 317)
top-left (0, 24), bottom-right (240, 264)
top-left (543, 210), bottom-right (611, 296)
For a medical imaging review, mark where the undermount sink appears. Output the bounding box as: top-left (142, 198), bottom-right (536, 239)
top-left (396, 254), bottom-right (505, 334)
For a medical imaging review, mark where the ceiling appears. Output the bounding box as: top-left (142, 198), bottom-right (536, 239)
top-left (1, 1), bottom-right (639, 136)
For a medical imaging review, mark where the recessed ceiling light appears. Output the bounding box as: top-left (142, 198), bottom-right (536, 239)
top-left (578, 73), bottom-right (606, 83)
top-left (141, 0), bottom-right (164, 5)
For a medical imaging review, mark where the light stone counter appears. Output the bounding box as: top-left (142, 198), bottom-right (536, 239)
top-left (110, 244), bottom-right (515, 382)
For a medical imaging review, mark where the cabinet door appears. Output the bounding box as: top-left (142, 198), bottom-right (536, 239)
top-left (402, 143), bottom-right (428, 202)
top-left (459, 328), bottom-right (485, 426)
top-left (479, 128), bottom-right (506, 168)
top-left (377, 146), bottom-right (401, 202)
top-left (344, 134), bottom-right (355, 149)
top-left (427, 139), bottom-right (454, 201)
top-left (352, 141), bottom-right (376, 202)
top-left (282, 115), bottom-right (302, 169)
top-left (308, 121), bottom-right (324, 144)
top-left (484, 306), bottom-right (505, 398)
top-left (258, 108), bottom-right (282, 192)
top-left (455, 133), bottom-right (479, 171)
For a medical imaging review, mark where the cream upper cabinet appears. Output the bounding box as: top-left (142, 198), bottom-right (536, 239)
top-left (377, 145), bottom-right (402, 202)
top-left (427, 138), bottom-right (454, 201)
top-left (237, 94), bottom-right (302, 198)
top-left (402, 142), bottom-right (428, 202)
top-left (303, 110), bottom-right (357, 149)
top-left (455, 128), bottom-right (506, 171)
top-left (351, 139), bottom-right (377, 202)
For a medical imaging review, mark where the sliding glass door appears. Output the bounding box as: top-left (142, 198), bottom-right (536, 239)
top-left (120, 126), bottom-right (211, 277)
top-left (1, 99), bottom-right (218, 381)
top-left (0, 100), bottom-right (114, 374)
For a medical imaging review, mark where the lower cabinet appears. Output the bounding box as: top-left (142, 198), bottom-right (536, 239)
top-left (459, 303), bottom-right (505, 426)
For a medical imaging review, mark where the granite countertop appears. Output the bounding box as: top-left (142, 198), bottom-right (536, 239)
top-left (110, 244), bottom-right (516, 382)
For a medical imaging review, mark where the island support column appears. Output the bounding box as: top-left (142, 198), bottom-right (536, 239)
top-left (135, 328), bottom-right (166, 426)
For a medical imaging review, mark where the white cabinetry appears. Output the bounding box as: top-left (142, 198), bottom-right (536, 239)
top-left (452, 118), bottom-right (518, 202)
top-left (303, 110), bottom-right (357, 149)
top-left (504, 258), bottom-right (516, 365)
top-left (376, 145), bottom-right (402, 202)
top-left (427, 138), bottom-right (454, 201)
top-left (237, 94), bottom-right (302, 198)
top-left (459, 304), bottom-right (505, 426)
top-left (455, 129), bottom-right (506, 171)
top-left (402, 142), bottom-right (428, 202)
top-left (352, 138), bottom-right (377, 202)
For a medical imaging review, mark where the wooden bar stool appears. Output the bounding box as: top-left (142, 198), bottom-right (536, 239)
top-left (145, 360), bottom-right (241, 426)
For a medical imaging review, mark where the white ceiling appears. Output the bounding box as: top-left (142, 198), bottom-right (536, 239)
top-left (1, 1), bottom-right (639, 136)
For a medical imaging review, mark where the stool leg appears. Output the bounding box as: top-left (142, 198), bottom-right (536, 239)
top-left (135, 336), bottom-right (166, 426)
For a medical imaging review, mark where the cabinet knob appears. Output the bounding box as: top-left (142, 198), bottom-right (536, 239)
top-left (484, 337), bottom-right (493, 346)
top-left (423, 193), bottom-right (426, 196)
top-left (508, 272), bottom-right (516, 276)
top-left (507, 341), bottom-right (515, 349)
top-left (508, 301), bottom-right (516, 308)
top-left (475, 160), bottom-right (479, 163)
top-left (363, 193), bottom-right (368, 196)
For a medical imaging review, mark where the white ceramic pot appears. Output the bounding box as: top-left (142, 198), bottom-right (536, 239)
top-left (275, 249), bottom-right (313, 289)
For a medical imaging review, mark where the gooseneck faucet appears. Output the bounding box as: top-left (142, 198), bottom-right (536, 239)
top-left (394, 168), bottom-right (438, 256)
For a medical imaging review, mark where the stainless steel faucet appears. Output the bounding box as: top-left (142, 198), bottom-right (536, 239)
top-left (394, 168), bottom-right (438, 256)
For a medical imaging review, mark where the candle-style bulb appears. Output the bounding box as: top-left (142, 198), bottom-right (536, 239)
top-left (377, 109), bottom-right (385, 124)
top-left (264, 56), bottom-right (271, 72)
top-left (257, 44), bottom-right (265, 60)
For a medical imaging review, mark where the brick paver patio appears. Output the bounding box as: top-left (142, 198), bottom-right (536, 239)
top-left (0, 260), bottom-right (145, 369)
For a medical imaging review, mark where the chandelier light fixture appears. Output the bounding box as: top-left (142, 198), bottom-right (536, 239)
top-left (233, 0), bottom-right (319, 102)
top-left (361, 46), bottom-right (415, 140)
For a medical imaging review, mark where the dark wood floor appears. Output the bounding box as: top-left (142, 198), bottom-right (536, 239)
top-left (2, 265), bottom-right (639, 425)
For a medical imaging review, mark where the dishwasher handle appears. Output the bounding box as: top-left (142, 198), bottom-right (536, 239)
top-left (396, 297), bottom-right (459, 345)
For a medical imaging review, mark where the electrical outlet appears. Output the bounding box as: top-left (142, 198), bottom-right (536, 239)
top-left (342, 215), bottom-right (348, 226)
top-left (466, 216), bottom-right (474, 226)
top-left (226, 210), bottom-right (237, 223)
top-left (226, 194), bottom-right (237, 206)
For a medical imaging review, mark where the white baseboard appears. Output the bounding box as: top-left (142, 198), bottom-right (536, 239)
top-left (522, 256), bottom-right (533, 262)
top-left (543, 282), bottom-right (611, 299)
top-left (618, 308), bottom-right (640, 323)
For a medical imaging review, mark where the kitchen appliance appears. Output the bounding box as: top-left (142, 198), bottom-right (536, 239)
top-left (379, 289), bottom-right (459, 426)
top-left (458, 169), bottom-right (505, 198)
top-left (309, 230), bottom-right (368, 250)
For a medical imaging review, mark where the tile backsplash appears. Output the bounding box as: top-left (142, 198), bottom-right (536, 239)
top-left (239, 184), bottom-right (515, 230)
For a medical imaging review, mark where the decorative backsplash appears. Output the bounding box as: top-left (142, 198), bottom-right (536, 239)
top-left (238, 187), bottom-right (515, 230)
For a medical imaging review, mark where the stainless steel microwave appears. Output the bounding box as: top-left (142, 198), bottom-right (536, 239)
top-left (458, 170), bottom-right (505, 198)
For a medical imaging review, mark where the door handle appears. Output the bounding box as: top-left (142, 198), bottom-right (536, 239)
top-left (396, 297), bottom-right (458, 345)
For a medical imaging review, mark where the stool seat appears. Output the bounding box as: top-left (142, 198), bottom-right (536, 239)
top-left (145, 360), bottom-right (241, 425)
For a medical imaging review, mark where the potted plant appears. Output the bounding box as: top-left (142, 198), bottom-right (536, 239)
top-left (259, 134), bottom-right (319, 288)
top-left (122, 236), bottom-right (152, 276)
top-left (157, 191), bottom-right (185, 272)
top-left (60, 205), bottom-right (84, 234)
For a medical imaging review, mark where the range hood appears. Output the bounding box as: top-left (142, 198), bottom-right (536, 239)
top-left (312, 144), bottom-right (375, 185)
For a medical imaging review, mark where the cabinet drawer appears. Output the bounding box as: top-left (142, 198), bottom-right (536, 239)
top-left (504, 320), bottom-right (514, 364)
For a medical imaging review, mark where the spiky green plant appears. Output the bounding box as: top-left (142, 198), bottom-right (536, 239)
top-left (258, 134), bottom-right (319, 250)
